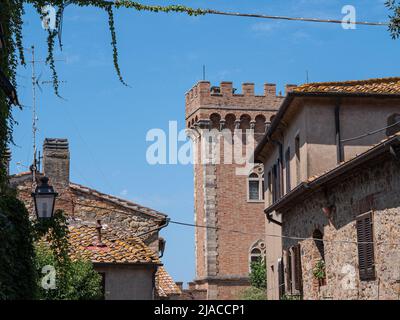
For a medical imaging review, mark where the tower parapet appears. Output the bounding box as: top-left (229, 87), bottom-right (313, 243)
top-left (185, 81), bottom-right (290, 144)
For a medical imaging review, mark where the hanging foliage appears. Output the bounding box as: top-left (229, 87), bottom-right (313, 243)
top-left (0, 1), bottom-right (208, 183)
top-left (386, 0), bottom-right (400, 38)
top-left (0, 191), bottom-right (36, 300)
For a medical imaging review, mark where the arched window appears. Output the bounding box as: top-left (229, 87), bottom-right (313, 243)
top-left (249, 240), bottom-right (266, 270)
top-left (248, 166), bottom-right (264, 201)
top-left (250, 248), bottom-right (262, 263)
top-left (313, 229), bottom-right (325, 261)
top-left (312, 229), bottom-right (326, 287)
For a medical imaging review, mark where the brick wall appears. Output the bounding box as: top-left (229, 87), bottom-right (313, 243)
top-left (186, 81), bottom-right (284, 299)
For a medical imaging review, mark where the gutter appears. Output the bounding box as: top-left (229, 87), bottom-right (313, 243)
top-left (136, 218), bottom-right (170, 238)
top-left (266, 211), bottom-right (282, 226)
top-left (94, 262), bottom-right (162, 267)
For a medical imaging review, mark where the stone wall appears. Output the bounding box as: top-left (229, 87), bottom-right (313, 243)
top-left (282, 155), bottom-right (400, 300)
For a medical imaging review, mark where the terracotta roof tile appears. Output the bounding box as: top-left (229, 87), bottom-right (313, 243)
top-left (293, 77), bottom-right (400, 95)
top-left (155, 266), bottom-right (182, 298)
top-left (68, 225), bottom-right (160, 264)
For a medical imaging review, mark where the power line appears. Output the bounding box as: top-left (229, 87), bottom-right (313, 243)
top-left (204, 9), bottom-right (388, 26)
top-left (341, 120), bottom-right (400, 143)
top-left (111, 2), bottom-right (388, 26)
top-left (168, 220), bottom-right (400, 246)
top-left (54, 198), bottom-right (400, 246)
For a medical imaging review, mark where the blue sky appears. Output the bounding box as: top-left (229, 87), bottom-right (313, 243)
top-left (10, 0), bottom-right (400, 285)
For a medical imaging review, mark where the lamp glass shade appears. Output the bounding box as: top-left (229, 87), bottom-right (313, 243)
top-left (32, 176), bottom-right (58, 219)
top-left (34, 194), bottom-right (56, 219)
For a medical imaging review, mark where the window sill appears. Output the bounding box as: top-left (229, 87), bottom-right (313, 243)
top-left (247, 200), bottom-right (265, 203)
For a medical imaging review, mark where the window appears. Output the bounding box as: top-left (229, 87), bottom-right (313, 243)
top-left (262, 174), bottom-right (265, 200)
top-left (356, 212), bottom-right (376, 281)
top-left (250, 248), bottom-right (262, 263)
top-left (267, 171), bottom-right (272, 204)
top-left (313, 229), bottom-right (325, 261)
top-left (285, 147), bottom-right (291, 193)
top-left (248, 167), bottom-right (264, 201)
top-left (249, 240), bottom-right (266, 270)
top-left (286, 244), bottom-right (303, 296)
top-left (99, 272), bottom-right (106, 300)
top-left (295, 135), bottom-right (300, 184)
top-left (313, 229), bottom-right (326, 286)
top-left (272, 164), bottom-right (278, 203)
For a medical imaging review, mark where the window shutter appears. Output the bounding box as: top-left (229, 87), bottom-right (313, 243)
top-left (285, 250), bottom-right (292, 294)
top-left (294, 244), bottom-right (303, 292)
top-left (356, 212), bottom-right (376, 281)
top-left (278, 258), bottom-right (285, 298)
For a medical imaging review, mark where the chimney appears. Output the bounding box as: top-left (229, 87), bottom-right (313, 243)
top-left (285, 84), bottom-right (298, 95)
top-left (95, 219), bottom-right (106, 247)
top-left (43, 138), bottom-right (70, 190)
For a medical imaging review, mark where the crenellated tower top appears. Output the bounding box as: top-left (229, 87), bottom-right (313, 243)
top-left (185, 81), bottom-right (294, 138)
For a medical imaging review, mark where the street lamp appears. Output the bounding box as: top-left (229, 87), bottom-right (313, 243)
top-left (31, 176), bottom-right (58, 219)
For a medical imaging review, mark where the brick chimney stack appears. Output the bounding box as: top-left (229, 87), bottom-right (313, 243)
top-left (43, 138), bottom-right (70, 190)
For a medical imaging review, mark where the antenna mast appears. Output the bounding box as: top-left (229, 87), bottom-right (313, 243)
top-left (30, 45), bottom-right (38, 184)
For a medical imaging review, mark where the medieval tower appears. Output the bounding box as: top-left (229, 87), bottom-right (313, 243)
top-left (185, 81), bottom-right (290, 299)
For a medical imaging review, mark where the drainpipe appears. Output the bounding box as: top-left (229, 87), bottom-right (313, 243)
top-left (335, 99), bottom-right (343, 163)
top-left (266, 211), bottom-right (282, 226)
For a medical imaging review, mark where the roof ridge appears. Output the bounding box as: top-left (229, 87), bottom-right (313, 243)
top-left (69, 182), bottom-right (167, 219)
top-left (297, 76), bottom-right (400, 88)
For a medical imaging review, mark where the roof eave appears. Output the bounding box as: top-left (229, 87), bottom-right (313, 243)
top-left (264, 135), bottom-right (400, 215)
top-left (93, 261), bottom-right (162, 267)
top-left (254, 91), bottom-right (400, 163)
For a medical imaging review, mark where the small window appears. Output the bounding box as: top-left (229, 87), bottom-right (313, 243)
top-left (99, 272), bottom-right (106, 300)
top-left (249, 180), bottom-right (260, 200)
top-left (249, 241), bottom-right (266, 271)
top-left (295, 135), bottom-right (301, 184)
top-left (287, 244), bottom-right (302, 296)
top-left (250, 248), bottom-right (262, 263)
top-left (356, 212), bottom-right (376, 281)
top-left (248, 169), bottom-right (264, 201)
top-left (285, 147), bottom-right (291, 193)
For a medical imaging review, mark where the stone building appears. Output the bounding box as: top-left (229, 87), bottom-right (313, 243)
top-left (271, 134), bottom-right (400, 300)
top-left (185, 81), bottom-right (290, 299)
top-left (67, 223), bottom-right (161, 300)
top-left (255, 77), bottom-right (400, 299)
top-left (9, 138), bottom-right (180, 300)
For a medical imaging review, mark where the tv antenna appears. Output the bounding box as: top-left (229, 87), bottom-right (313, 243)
top-left (27, 45), bottom-right (66, 184)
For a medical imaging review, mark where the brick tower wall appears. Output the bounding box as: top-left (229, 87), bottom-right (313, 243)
top-left (185, 81), bottom-right (286, 299)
